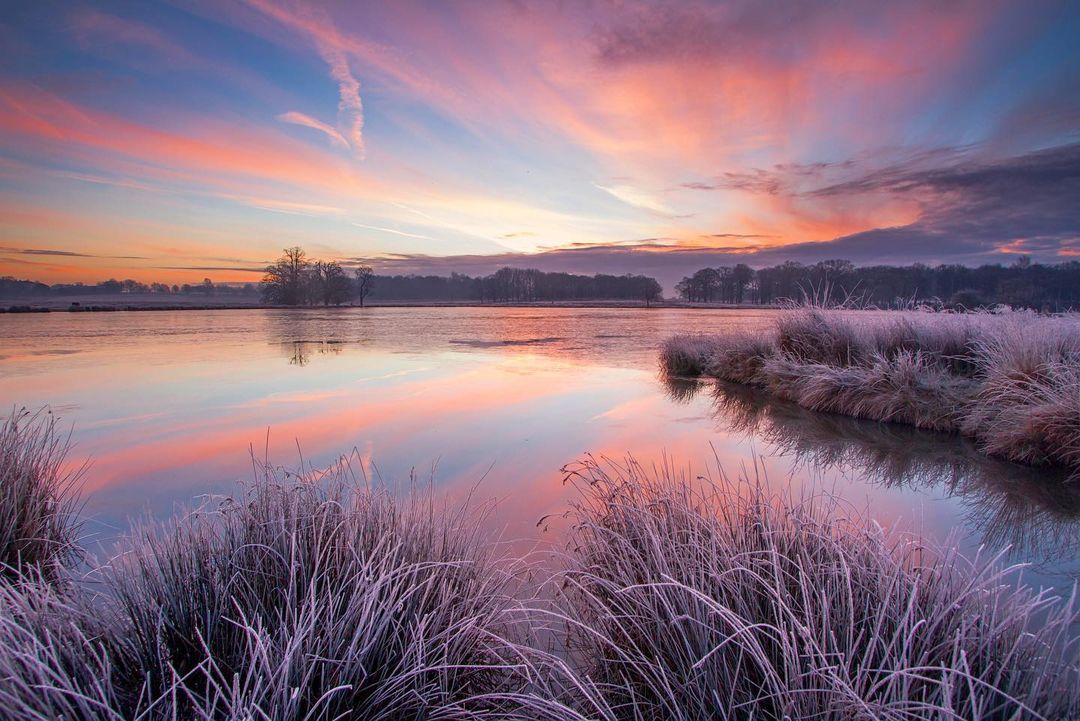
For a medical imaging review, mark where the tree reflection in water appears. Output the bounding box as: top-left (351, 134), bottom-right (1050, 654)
top-left (283, 340), bottom-right (344, 366)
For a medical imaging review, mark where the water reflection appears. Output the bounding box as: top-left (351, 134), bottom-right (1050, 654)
top-left (283, 340), bottom-right (345, 366)
top-left (1, 308), bottom-right (1077, 588)
top-left (665, 374), bottom-right (1080, 566)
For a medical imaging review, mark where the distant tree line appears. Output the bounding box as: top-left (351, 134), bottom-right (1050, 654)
top-left (369, 267), bottom-right (662, 304)
top-left (1, 256), bottom-right (661, 306)
top-left (0, 276), bottom-right (257, 299)
top-left (475, 267), bottom-right (662, 304)
top-left (676, 257), bottom-right (1080, 310)
top-left (10, 250), bottom-right (1077, 310)
top-left (260, 247), bottom-right (663, 305)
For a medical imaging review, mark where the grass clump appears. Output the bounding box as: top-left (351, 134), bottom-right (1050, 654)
top-left (0, 451), bottom-right (543, 720)
top-left (761, 350), bottom-right (972, 432)
top-left (659, 335), bottom-right (729, 376)
top-left (554, 456), bottom-right (1080, 721)
top-left (0, 409), bottom-right (82, 582)
top-left (662, 308), bottom-right (1080, 474)
top-left (102, 459), bottom-right (530, 720)
top-left (962, 312), bottom-right (1080, 468)
top-left (0, 576), bottom-right (133, 720)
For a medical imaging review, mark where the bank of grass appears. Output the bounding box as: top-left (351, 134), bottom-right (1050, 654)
top-left (2, 420), bottom-right (1079, 719)
top-left (554, 456), bottom-right (1080, 720)
top-left (107, 467), bottom-right (540, 720)
top-left (662, 308), bottom-right (1080, 474)
top-left (0, 424), bottom-right (549, 719)
top-left (0, 410), bottom-right (82, 582)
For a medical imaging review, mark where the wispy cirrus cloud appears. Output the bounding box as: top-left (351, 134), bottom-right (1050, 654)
top-left (156, 265), bottom-right (266, 273)
top-left (70, 7), bottom-right (197, 65)
top-left (350, 222), bottom-right (431, 240)
top-left (702, 233), bottom-right (777, 240)
top-left (277, 110), bottom-right (348, 147)
top-left (0, 247), bottom-right (149, 260)
top-left (217, 194), bottom-right (347, 216)
top-left (1, 247), bottom-right (92, 258)
top-left (593, 183), bottom-right (673, 215)
top-left (0, 85), bottom-right (353, 193)
top-left (316, 38), bottom-right (365, 156)
top-left (245, 0), bottom-right (365, 156)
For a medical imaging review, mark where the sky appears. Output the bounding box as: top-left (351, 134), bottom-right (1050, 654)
top-left (1, 0), bottom-right (1078, 288)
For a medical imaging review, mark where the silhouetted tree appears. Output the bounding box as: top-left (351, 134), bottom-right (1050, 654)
top-left (634, 275), bottom-right (663, 306)
top-left (354, 265), bottom-right (374, 307)
top-left (309, 261), bottom-right (352, 306)
top-left (732, 264), bottom-right (754, 304)
top-left (677, 268), bottom-right (722, 302)
top-left (261, 247), bottom-right (310, 305)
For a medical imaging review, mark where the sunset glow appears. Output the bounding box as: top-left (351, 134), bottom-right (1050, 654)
top-left (1, 1), bottom-right (1078, 286)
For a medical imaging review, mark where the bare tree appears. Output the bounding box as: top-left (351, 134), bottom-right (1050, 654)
top-left (637, 276), bottom-right (662, 307)
top-left (732, 264), bottom-right (754, 304)
top-left (311, 261), bottom-right (352, 306)
top-left (354, 265), bottom-right (374, 307)
top-left (261, 247), bottom-right (310, 305)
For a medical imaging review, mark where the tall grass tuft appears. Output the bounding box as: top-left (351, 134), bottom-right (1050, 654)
top-left (659, 335), bottom-right (729, 376)
top-left (661, 308), bottom-right (1080, 475)
top-left (962, 312), bottom-right (1080, 469)
top-left (553, 456), bottom-right (1080, 720)
top-left (760, 350), bottom-right (972, 432)
top-left (0, 409), bottom-right (82, 582)
top-left (0, 576), bottom-right (134, 721)
top-left (102, 457), bottom-right (532, 719)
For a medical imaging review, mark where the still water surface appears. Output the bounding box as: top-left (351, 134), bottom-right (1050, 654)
top-left (2, 307), bottom-right (1078, 589)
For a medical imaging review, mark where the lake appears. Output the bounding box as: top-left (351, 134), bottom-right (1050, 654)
top-left (2, 307), bottom-right (1078, 590)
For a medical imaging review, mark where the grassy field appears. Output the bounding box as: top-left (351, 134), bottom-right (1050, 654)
top-left (662, 308), bottom-right (1080, 479)
top-left (2, 417), bottom-right (1078, 719)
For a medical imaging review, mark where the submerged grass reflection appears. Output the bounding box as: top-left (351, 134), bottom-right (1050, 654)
top-left (664, 373), bottom-right (1080, 564)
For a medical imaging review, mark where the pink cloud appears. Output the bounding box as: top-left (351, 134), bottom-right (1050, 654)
top-left (277, 110), bottom-right (349, 147)
top-left (0, 84), bottom-right (380, 199)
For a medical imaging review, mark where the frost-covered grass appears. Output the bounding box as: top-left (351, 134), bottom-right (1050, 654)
top-left (553, 456), bottom-right (1080, 721)
top-left (1, 454), bottom-right (548, 720)
top-left (2, 429), bottom-right (1080, 719)
top-left (103, 462), bottom-right (533, 720)
top-left (662, 308), bottom-right (1080, 474)
top-left (0, 410), bottom-right (82, 582)
top-left (0, 576), bottom-right (131, 720)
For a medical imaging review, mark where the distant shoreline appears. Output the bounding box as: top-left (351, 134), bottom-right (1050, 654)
top-left (0, 297), bottom-right (775, 313)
